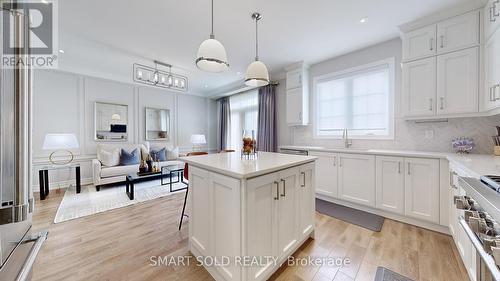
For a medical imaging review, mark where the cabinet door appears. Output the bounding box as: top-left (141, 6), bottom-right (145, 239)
top-left (298, 163), bottom-right (315, 238)
top-left (437, 11), bottom-right (479, 54)
top-left (286, 87), bottom-right (303, 125)
top-left (189, 166), bottom-right (211, 256)
top-left (277, 167), bottom-right (299, 258)
top-left (437, 47), bottom-right (479, 115)
top-left (286, 69), bottom-right (303, 90)
top-left (402, 25), bottom-right (436, 61)
top-left (484, 27), bottom-right (500, 110)
top-left (375, 156), bottom-right (405, 215)
top-left (246, 172), bottom-right (279, 281)
top-left (485, 0), bottom-right (500, 40)
top-left (404, 158), bottom-right (440, 223)
top-left (309, 151), bottom-right (338, 198)
top-left (338, 154), bottom-right (376, 207)
top-left (402, 57), bottom-right (437, 117)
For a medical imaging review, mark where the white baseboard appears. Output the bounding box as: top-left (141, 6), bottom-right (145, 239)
top-left (316, 194), bottom-right (450, 235)
top-left (33, 177), bottom-right (93, 192)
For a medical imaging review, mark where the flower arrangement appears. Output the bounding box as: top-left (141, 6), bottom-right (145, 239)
top-left (452, 137), bottom-right (475, 154)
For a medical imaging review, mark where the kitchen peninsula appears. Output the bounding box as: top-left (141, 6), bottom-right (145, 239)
top-left (180, 152), bottom-right (317, 281)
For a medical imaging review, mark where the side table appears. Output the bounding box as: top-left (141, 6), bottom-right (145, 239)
top-left (38, 163), bottom-right (81, 200)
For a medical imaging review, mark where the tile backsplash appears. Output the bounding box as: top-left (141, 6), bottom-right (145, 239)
top-left (291, 116), bottom-right (500, 154)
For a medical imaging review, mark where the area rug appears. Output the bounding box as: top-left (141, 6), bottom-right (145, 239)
top-left (315, 198), bottom-right (385, 232)
top-left (54, 180), bottom-right (186, 223)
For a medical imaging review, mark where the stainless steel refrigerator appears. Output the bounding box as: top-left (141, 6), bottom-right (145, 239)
top-left (0, 3), bottom-right (48, 281)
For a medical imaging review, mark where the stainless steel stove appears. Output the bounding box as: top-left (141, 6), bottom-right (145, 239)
top-left (480, 176), bottom-right (500, 193)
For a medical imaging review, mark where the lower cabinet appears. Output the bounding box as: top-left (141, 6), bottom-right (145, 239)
top-left (309, 151), bottom-right (338, 198)
top-left (338, 154), bottom-right (376, 207)
top-left (404, 158), bottom-right (440, 223)
top-left (375, 156), bottom-right (405, 215)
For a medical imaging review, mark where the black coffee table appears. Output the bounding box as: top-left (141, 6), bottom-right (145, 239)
top-left (126, 171), bottom-right (166, 200)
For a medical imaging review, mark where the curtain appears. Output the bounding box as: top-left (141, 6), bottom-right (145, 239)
top-left (257, 84), bottom-right (277, 152)
top-left (217, 97), bottom-right (231, 151)
top-left (229, 90), bottom-right (259, 151)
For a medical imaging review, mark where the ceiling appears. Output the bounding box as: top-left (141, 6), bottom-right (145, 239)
top-left (59, 0), bottom-right (474, 95)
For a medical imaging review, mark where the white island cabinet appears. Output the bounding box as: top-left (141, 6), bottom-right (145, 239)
top-left (180, 152), bottom-right (317, 281)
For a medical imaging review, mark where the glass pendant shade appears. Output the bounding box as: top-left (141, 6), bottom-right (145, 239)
top-left (245, 60), bottom-right (269, 87)
top-left (196, 38), bottom-right (229, 72)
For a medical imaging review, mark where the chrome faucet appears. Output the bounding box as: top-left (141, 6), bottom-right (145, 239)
top-left (342, 129), bottom-right (352, 148)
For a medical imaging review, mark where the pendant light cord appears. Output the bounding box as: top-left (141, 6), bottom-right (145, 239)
top-left (210, 0), bottom-right (214, 39)
top-left (255, 17), bottom-right (259, 61)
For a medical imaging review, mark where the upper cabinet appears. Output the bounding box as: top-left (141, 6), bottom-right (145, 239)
top-left (401, 10), bottom-right (481, 119)
top-left (402, 25), bottom-right (437, 61)
top-left (285, 63), bottom-right (309, 126)
top-left (484, 0), bottom-right (500, 40)
top-left (484, 18), bottom-right (500, 111)
top-left (436, 11), bottom-right (479, 54)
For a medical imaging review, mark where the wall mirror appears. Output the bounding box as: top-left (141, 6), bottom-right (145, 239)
top-left (145, 107), bottom-right (170, 141)
top-left (95, 102), bottom-right (128, 141)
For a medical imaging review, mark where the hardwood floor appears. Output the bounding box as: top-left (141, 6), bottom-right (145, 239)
top-left (32, 188), bottom-right (469, 281)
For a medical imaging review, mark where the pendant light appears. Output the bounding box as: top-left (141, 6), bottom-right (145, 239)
top-left (196, 0), bottom-right (229, 72)
top-left (245, 12), bottom-right (269, 87)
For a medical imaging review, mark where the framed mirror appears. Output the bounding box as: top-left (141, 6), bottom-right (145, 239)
top-left (145, 107), bottom-right (170, 141)
top-left (94, 102), bottom-right (128, 141)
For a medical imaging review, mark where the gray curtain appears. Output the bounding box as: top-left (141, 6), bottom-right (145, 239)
top-left (257, 85), bottom-right (277, 152)
top-left (217, 97), bottom-right (231, 151)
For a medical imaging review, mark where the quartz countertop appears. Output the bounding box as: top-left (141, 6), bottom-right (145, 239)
top-left (180, 152), bottom-right (317, 179)
top-left (280, 145), bottom-right (500, 179)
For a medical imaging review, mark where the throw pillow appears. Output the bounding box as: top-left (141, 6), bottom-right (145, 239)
top-left (120, 148), bottom-right (140, 166)
top-left (150, 147), bottom-right (167, 161)
top-left (166, 147), bottom-right (179, 160)
top-left (99, 149), bottom-right (120, 167)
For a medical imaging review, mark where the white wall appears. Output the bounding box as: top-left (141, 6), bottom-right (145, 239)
top-left (277, 38), bottom-right (500, 154)
top-left (32, 69), bottom-right (215, 190)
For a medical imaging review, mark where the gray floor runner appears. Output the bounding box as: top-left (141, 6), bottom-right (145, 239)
top-left (374, 266), bottom-right (414, 281)
top-left (315, 198), bottom-right (385, 232)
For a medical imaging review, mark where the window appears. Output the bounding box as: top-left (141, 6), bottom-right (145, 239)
top-left (229, 90), bottom-right (258, 150)
top-left (313, 58), bottom-right (394, 139)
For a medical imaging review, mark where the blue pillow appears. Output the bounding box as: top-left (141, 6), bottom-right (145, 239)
top-left (120, 148), bottom-right (140, 165)
top-left (150, 147), bottom-right (167, 161)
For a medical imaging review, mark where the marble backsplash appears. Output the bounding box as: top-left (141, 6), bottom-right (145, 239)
top-left (291, 115), bottom-right (500, 154)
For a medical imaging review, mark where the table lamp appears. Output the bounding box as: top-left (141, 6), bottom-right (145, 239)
top-left (43, 134), bottom-right (79, 165)
top-left (190, 134), bottom-right (206, 152)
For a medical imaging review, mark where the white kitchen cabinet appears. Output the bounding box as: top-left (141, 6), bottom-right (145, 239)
top-left (404, 158), bottom-right (440, 223)
top-left (189, 166), bottom-right (211, 257)
top-left (375, 156), bottom-right (405, 215)
top-left (402, 57), bottom-right (437, 118)
top-left (309, 151), bottom-right (338, 198)
top-left (276, 167), bottom-right (299, 259)
top-left (338, 154), bottom-right (376, 207)
top-left (285, 63), bottom-right (309, 126)
top-left (298, 163), bottom-right (315, 238)
top-left (484, 0), bottom-right (500, 40)
top-left (436, 11), bottom-right (479, 54)
top-left (484, 26), bottom-right (500, 111)
top-left (437, 47), bottom-right (479, 115)
top-left (402, 25), bottom-right (436, 61)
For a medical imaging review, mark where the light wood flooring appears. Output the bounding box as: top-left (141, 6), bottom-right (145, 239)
top-left (31, 189), bottom-right (469, 281)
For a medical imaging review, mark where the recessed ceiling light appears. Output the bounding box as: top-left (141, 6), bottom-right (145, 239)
top-left (360, 17), bottom-right (368, 23)
top-left (58, 49), bottom-right (65, 53)
top-left (204, 84), bottom-right (209, 88)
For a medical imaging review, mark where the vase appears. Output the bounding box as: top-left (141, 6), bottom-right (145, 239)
top-left (242, 130), bottom-right (256, 156)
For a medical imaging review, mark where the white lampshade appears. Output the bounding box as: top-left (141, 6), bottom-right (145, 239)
top-left (245, 60), bottom-right (270, 87)
top-left (43, 134), bottom-right (79, 150)
top-left (196, 38), bottom-right (229, 73)
top-left (111, 113), bottom-right (121, 121)
top-left (190, 134), bottom-right (207, 145)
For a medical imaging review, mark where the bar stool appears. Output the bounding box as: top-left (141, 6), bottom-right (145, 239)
top-left (179, 151), bottom-right (208, 230)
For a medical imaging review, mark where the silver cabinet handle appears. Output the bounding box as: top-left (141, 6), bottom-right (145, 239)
top-left (299, 112), bottom-right (302, 121)
top-left (407, 163), bottom-right (411, 175)
top-left (440, 35), bottom-right (444, 48)
top-left (333, 156), bottom-right (337, 166)
top-left (491, 6), bottom-right (497, 22)
top-left (280, 179), bottom-right (286, 197)
top-left (429, 38), bottom-right (434, 51)
top-left (496, 84), bottom-right (500, 101)
top-left (494, 0), bottom-right (500, 17)
top-left (429, 98), bottom-right (433, 111)
top-left (398, 162), bottom-right (401, 174)
top-left (440, 97), bottom-right (444, 110)
top-left (274, 181), bottom-right (279, 200)
top-left (301, 172), bottom-right (306, 187)
top-left (490, 86), bottom-right (495, 102)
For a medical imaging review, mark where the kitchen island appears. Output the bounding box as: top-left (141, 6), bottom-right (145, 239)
top-left (180, 152), bottom-right (317, 281)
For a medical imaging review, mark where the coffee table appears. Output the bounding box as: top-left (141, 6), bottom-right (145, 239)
top-left (161, 164), bottom-right (188, 193)
top-left (126, 172), bottom-right (166, 200)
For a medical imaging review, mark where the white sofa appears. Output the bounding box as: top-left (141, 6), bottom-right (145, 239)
top-left (92, 142), bottom-right (182, 190)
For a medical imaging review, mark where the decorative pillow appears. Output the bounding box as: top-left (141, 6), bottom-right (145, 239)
top-left (120, 148), bottom-right (140, 166)
top-left (99, 149), bottom-right (120, 167)
top-left (166, 147), bottom-right (179, 160)
top-left (150, 147), bottom-right (167, 161)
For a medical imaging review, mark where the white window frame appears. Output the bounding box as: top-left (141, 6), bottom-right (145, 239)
top-left (312, 58), bottom-right (395, 140)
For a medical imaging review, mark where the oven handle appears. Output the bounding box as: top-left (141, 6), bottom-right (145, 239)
top-left (459, 218), bottom-right (500, 281)
top-left (16, 231), bottom-right (48, 281)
